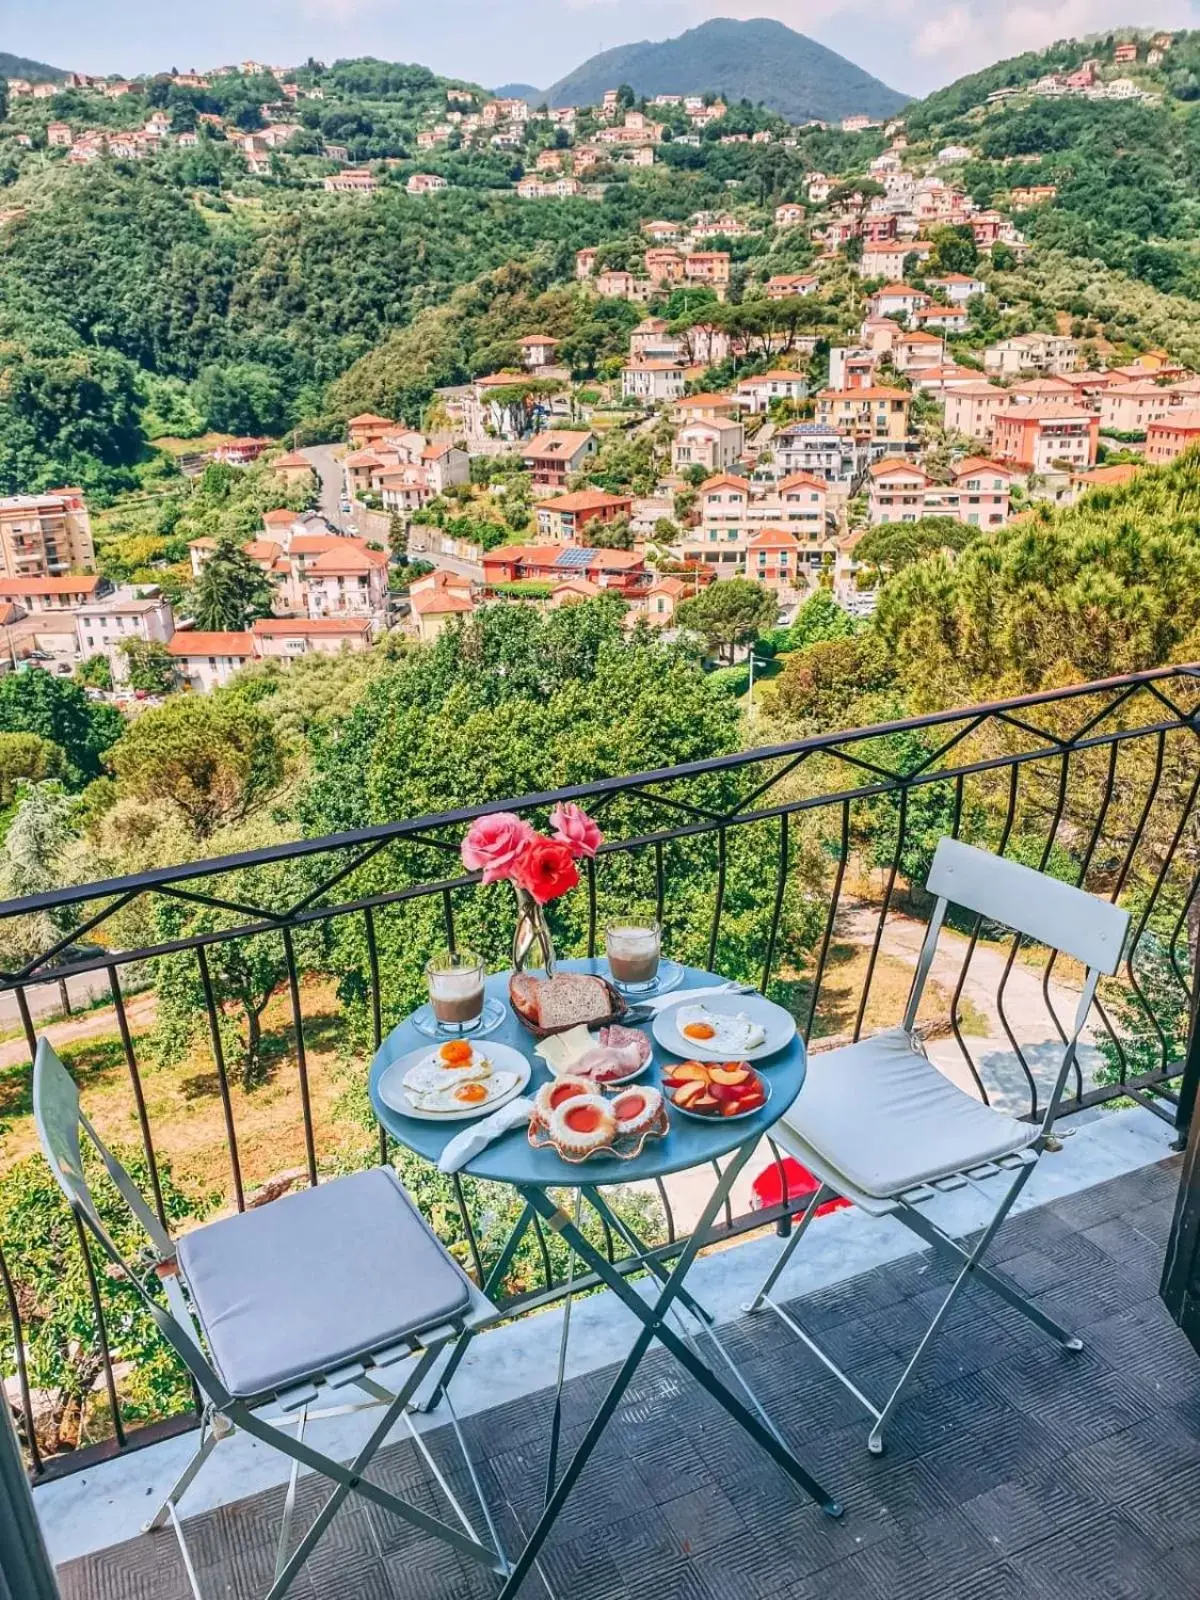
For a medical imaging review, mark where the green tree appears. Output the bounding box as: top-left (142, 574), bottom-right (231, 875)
top-left (190, 537), bottom-right (276, 632)
top-left (388, 511), bottom-right (408, 559)
top-left (108, 695), bottom-right (284, 837)
top-left (0, 732), bottom-right (66, 806)
top-left (588, 513), bottom-right (634, 550)
top-left (676, 579), bottom-right (778, 662)
top-left (75, 655), bottom-right (113, 692)
top-left (927, 224), bottom-right (979, 276)
top-left (118, 638), bottom-right (179, 696)
top-left (0, 672), bottom-right (122, 785)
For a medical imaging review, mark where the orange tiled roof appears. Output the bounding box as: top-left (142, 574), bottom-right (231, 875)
top-left (168, 631), bottom-right (254, 656)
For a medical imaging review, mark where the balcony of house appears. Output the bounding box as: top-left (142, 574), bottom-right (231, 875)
top-left (4, 665), bottom-right (1200, 1600)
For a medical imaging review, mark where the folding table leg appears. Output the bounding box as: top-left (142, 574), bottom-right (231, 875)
top-left (420, 1200), bottom-right (536, 1413)
top-left (496, 1146), bottom-right (840, 1600)
top-left (584, 1187), bottom-right (786, 1448)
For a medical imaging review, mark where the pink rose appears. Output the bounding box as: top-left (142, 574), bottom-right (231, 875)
top-left (549, 802), bottom-right (603, 860)
top-left (461, 812), bottom-right (534, 884)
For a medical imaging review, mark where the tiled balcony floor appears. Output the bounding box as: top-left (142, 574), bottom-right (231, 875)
top-left (56, 1158), bottom-right (1200, 1600)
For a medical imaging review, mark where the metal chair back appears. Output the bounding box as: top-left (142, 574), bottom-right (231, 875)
top-left (902, 838), bottom-right (1129, 1132)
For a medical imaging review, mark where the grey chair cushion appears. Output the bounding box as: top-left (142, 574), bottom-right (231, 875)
top-left (177, 1167), bottom-right (471, 1399)
top-left (785, 1027), bottom-right (1036, 1200)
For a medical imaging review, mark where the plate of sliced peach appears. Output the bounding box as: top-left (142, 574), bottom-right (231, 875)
top-left (660, 1059), bottom-right (770, 1120)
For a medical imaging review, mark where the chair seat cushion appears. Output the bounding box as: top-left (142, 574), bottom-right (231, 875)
top-left (784, 1027), bottom-right (1036, 1200)
top-left (177, 1167), bottom-right (471, 1399)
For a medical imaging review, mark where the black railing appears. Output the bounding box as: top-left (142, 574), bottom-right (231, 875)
top-left (2, 665), bottom-right (1199, 1478)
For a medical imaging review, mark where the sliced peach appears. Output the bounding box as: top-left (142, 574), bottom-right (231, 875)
top-left (708, 1082), bottom-right (740, 1103)
top-left (672, 1080), bottom-right (708, 1108)
top-left (721, 1101), bottom-right (745, 1117)
top-left (691, 1093), bottom-right (719, 1112)
top-left (739, 1093), bottom-right (766, 1113)
top-left (709, 1066), bottom-right (751, 1087)
top-left (672, 1061), bottom-right (711, 1083)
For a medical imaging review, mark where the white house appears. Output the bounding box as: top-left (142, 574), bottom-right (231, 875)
top-left (735, 371), bottom-right (808, 414)
top-left (167, 630), bottom-right (256, 692)
top-left (74, 587), bottom-right (175, 682)
top-left (622, 361), bottom-right (687, 403)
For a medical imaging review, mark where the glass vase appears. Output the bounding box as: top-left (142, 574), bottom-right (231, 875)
top-left (511, 885), bottom-right (557, 977)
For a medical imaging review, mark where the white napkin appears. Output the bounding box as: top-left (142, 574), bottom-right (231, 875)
top-left (438, 1097), bottom-right (534, 1174)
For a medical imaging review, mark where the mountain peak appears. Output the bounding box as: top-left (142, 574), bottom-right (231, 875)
top-left (543, 17), bottom-right (908, 122)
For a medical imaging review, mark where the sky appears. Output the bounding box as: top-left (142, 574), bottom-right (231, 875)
top-left (5, 0), bottom-right (1199, 98)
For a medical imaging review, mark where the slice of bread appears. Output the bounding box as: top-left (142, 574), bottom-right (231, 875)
top-left (535, 973), bottom-right (613, 1030)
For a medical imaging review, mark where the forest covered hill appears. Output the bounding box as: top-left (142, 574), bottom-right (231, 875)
top-left (543, 18), bottom-right (909, 122)
top-left (0, 50), bottom-right (64, 82)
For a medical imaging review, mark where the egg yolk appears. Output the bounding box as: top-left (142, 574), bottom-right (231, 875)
top-left (682, 1021), bottom-right (716, 1041)
top-left (439, 1041), bottom-right (474, 1066)
top-left (454, 1081), bottom-right (489, 1104)
top-left (564, 1103), bottom-right (605, 1134)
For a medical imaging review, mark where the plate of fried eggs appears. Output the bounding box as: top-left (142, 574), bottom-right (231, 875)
top-left (652, 993), bottom-right (796, 1063)
top-left (378, 1038), bottom-right (531, 1119)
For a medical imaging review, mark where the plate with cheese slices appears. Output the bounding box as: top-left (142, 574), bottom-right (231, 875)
top-left (535, 1022), bottom-right (653, 1087)
top-left (378, 1039), bottom-right (531, 1120)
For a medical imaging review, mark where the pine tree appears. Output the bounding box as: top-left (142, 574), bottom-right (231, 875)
top-left (191, 537), bottom-right (276, 632)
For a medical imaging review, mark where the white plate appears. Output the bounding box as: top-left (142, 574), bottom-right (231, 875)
top-left (652, 992), bottom-right (797, 1063)
top-left (377, 1042), bottom-right (532, 1121)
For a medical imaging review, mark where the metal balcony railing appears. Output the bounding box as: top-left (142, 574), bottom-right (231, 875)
top-left (2, 665), bottom-right (1199, 1480)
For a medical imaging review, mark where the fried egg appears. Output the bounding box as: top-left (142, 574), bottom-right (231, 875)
top-left (403, 1049), bottom-right (493, 1096)
top-left (675, 1004), bottom-right (766, 1054)
top-left (416, 1070), bottom-right (518, 1114)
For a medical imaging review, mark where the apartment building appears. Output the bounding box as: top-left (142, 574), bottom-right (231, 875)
top-left (622, 360), bottom-right (687, 403)
top-left (0, 490), bottom-right (95, 578)
top-left (672, 419), bottom-right (746, 474)
top-left (992, 404), bottom-right (1099, 472)
top-left (772, 425), bottom-right (860, 493)
top-left (1099, 381), bottom-right (1176, 435)
top-left (1145, 410), bottom-right (1200, 464)
top-left (680, 473), bottom-right (830, 577)
top-left (74, 587), bottom-right (175, 680)
top-left (522, 430), bottom-right (596, 490)
top-left (535, 489), bottom-right (634, 541)
top-left (943, 381), bottom-right (1009, 442)
top-left (815, 387), bottom-right (911, 442)
top-left (0, 575), bottom-right (103, 612)
top-left (735, 371), bottom-right (807, 413)
top-left (867, 458), bottom-right (1013, 525)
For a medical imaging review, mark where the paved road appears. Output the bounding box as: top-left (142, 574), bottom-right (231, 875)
top-left (301, 444), bottom-right (351, 531)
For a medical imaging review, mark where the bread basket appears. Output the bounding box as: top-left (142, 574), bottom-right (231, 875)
top-left (508, 971), bottom-right (626, 1038)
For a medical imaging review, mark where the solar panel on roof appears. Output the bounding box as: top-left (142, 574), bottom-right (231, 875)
top-left (555, 547), bottom-right (597, 568)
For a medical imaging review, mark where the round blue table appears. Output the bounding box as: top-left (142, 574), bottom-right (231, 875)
top-left (369, 960), bottom-right (808, 1186)
top-left (369, 960), bottom-right (838, 1598)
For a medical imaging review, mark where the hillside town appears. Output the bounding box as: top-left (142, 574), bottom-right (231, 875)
top-left (0, 32), bottom-right (1194, 695)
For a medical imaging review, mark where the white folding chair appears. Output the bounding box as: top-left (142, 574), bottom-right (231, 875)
top-left (33, 1039), bottom-right (510, 1599)
top-left (745, 837), bottom-right (1130, 1454)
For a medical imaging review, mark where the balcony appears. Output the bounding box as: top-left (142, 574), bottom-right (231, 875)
top-left (45, 1155), bottom-right (1193, 1600)
top-left (2, 665), bottom-right (1199, 1597)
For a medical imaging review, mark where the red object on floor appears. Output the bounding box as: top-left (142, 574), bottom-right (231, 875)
top-left (750, 1156), bottom-right (851, 1217)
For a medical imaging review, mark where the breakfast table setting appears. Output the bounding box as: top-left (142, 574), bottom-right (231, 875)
top-left (367, 804), bottom-right (842, 1598)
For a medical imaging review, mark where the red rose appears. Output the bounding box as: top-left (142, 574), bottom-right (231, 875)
top-left (513, 835), bottom-right (580, 905)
